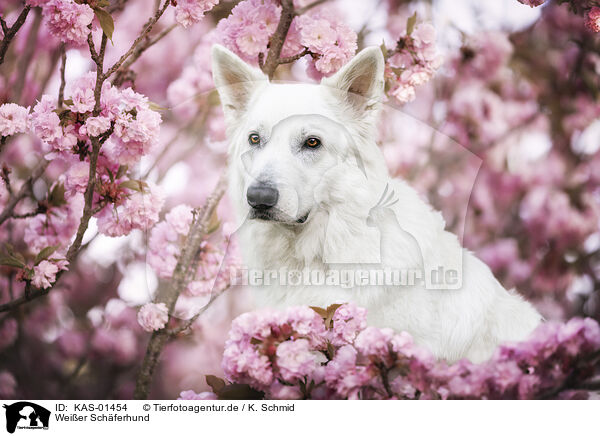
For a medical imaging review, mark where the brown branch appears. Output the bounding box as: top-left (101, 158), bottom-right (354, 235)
top-left (0, 34), bottom-right (107, 314)
top-left (103, 0), bottom-right (171, 81)
top-left (0, 5), bottom-right (31, 66)
top-left (65, 33), bottom-right (107, 263)
top-left (261, 0), bottom-right (296, 79)
top-left (0, 160), bottom-right (49, 227)
top-left (133, 173), bottom-right (228, 400)
top-left (12, 7), bottom-right (42, 104)
top-left (278, 48), bottom-right (310, 65)
top-left (58, 44), bottom-right (67, 107)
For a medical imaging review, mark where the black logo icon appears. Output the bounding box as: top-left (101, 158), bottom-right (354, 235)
top-left (3, 402), bottom-right (50, 434)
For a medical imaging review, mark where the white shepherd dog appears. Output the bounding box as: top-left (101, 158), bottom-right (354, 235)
top-left (212, 44), bottom-right (541, 363)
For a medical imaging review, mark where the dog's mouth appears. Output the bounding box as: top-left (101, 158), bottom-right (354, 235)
top-left (249, 208), bottom-right (310, 225)
top-left (295, 211), bottom-right (309, 224)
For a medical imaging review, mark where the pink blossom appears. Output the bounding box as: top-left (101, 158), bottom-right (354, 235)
top-left (299, 18), bottom-right (338, 53)
top-left (175, 0), bottom-right (220, 28)
top-left (82, 115), bottom-right (111, 137)
top-left (0, 103), bottom-right (29, 137)
top-left (62, 161), bottom-right (90, 197)
top-left (32, 260), bottom-right (60, 289)
top-left (178, 390), bottom-right (218, 400)
top-left (30, 95), bottom-right (63, 148)
top-left (585, 7), bottom-right (600, 33)
top-left (385, 21), bottom-right (441, 104)
top-left (42, 0), bottom-right (94, 46)
top-left (276, 339), bottom-right (318, 382)
top-left (96, 182), bottom-right (165, 237)
top-left (329, 303), bottom-right (367, 346)
top-left (354, 326), bottom-right (395, 360)
top-left (137, 302), bottom-right (169, 332)
top-left (68, 73), bottom-right (96, 113)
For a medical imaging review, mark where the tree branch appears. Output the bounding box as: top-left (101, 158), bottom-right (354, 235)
top-left (58, 44), bottom-right (67, 107)
top-left (0, 160), bottom-right (49, 227)
top-left (0, 5), bottom-right (31, 66)
top-left (133, 173), bottom-right (228, 400)
top-left (103, 0), bottom-right (171, 81)
top-left (261, 0), bottom-right (296, 79)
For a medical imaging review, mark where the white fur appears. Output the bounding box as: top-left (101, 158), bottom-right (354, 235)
top-left (212, 45), bottom-right (542, 363)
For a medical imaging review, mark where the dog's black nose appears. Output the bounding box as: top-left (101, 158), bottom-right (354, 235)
top-left (247, 183), bottom-right (279, 209)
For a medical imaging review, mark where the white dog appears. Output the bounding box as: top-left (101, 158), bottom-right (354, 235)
top-left (212, 44), bottom-right (541, 363)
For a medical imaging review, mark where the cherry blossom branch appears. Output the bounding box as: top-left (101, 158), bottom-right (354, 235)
top-left (103, 0), bottom-right (171, 81)
top-left (261, 0), bottom-right (296, 79)
top-left (0, 3), bottom-right (175, 314)
top-left (0, 5), bottom-right (31, 66)
top-left (133, 173), bottom-right (228, 400)
top-left (65, 33), bottom-right (107, 263)
top-left (259, 0), bottom-right (329, 78)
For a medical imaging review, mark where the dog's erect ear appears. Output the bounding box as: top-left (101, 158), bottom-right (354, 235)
top-left (211, 44), bottom-right (266, 119)
top-left (322, 46), bottom-right (384, 114)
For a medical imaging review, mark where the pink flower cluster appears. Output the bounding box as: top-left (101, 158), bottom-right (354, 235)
top-left (182, 305), bottom-right (600, 400)
top-left (40, 0), bottom-right (95, 46)
top-left (95, 182), bottom-right (165, 237)
top-left (31, 258), bottom-right (69, 289)
top-left (31, 73), bottom-right (161, 166)
top-left (215, 0), bottom-right (357, 77)
top-left (0, 104), bottom-right (29, 137)
top-left (175, 0), bottom-right (220, 28)
top-left (137, 302), bottom-right (169, 332)
top-left (385, 22), bottom-right (442, 104)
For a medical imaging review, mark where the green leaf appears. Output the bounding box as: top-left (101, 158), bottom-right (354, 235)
top-left (406, 12), bottom-right (417, 36)
top-left (116, 165), bottom-right (128, 179)
top-left (205, 375), bottom-right (226, 394)
top-left (94, 8), bottom-right (115, 42)
top-left (49, 183), bottom-right (67, 207)
top-left (119, 179), bottom-right (148, 192)
top-left (35, 245), bottom-right (59, 265)
top-left (0, 254), bottom-right (25, 268)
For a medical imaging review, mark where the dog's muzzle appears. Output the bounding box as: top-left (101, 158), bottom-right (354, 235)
top-left (247, 183), bottom-right (279, 210)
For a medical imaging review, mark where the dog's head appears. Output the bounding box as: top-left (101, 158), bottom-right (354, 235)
top-left (212, 45), bottom-right (385, 226)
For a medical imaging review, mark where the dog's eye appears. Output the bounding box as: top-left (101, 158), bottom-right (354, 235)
top-left (304, 137), bottom-right (321, 148)
top-left (248, 133), bottom-right (261, 145)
